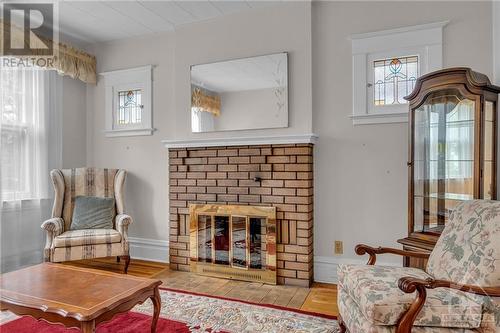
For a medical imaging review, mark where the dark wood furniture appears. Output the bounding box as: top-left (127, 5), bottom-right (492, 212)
top-left (338, 244), bottom-right (500, 333)
top-left (398, 68), bottom-right (500, 268)
top-left (0, 263), bottom-right (162, 333)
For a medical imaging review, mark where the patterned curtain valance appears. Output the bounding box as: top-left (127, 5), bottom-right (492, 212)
top-left (0, 20), bottom-right (97, 84)
top-left (192, 87), bottom-right (221, 116)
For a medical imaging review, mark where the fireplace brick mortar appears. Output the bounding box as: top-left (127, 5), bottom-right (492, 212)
top-left (168, 143), bottom-right (314, 287)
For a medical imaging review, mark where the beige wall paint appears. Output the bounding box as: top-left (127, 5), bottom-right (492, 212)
top-left (86, 32), bottom-right (175, 240)
top-left (494, 0), bottom-right (500, 85)
top-left (85, 2), bottom-right (311, 240)
top-left (312, 1), bottom-right (493, 263)
top-left (62, 76), bottom-right (87, 168)
top-left (174, 2), bottom-right (312, 139)
top-left (82, 1), bottom-right (495, 268)
top-left (216, 88), bottom-right (286, 131)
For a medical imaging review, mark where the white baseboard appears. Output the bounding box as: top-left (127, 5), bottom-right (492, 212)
top-left (314, 255), bottom-right (401, 284)
top-left (127, 241), bottom-right (402, 282)
top-left (128, 237), bottom-right (169, 263)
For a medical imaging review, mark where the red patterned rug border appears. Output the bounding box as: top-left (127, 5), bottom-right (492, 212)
top-left (158, 287), bottom-right (337, 320)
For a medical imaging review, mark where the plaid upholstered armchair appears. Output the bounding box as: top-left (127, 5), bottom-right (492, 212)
top-left (41, 168), bottom-right (133, 273)
top-left (338, 200), bottom-right (500, 333)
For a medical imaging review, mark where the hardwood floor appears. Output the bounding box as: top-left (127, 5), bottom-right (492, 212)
top-left (62, 257), bottom-right (167, 278)
top-left (65, 257), bottom-right (338, 317)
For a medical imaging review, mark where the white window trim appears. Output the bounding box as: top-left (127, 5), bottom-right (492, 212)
top-left (350, 21), bottom-right (448, 125)
top-left (100, 65), bottom-right (155, 137)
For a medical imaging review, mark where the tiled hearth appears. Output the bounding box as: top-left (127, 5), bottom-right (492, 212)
top-left (168, 143), bottom-right (314, 287)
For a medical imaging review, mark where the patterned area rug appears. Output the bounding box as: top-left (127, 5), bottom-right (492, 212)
top-left (0, 288), bottom-right (339, 332)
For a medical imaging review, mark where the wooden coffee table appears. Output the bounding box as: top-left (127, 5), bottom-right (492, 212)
top-left (0, 263), bottom-right (162, 332)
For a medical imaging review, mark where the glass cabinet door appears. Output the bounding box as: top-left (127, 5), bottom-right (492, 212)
top-left (413, 89), bottom-right (475, 234)
top-left (483, 101), bottom-right (496, 200)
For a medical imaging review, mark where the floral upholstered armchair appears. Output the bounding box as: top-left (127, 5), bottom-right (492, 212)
top-left (338, 200), bottom-right (500, 333)
top-left (41, 168), bottom-right (133, 273)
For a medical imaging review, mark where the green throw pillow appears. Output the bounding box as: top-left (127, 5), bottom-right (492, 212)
top-left (70, 196), bottom-right (116, 230)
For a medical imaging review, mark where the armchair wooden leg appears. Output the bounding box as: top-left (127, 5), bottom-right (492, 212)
top-left (116, 256), bottom-right (121, 263)
top-left (121, 255), bottom-right (130, 274)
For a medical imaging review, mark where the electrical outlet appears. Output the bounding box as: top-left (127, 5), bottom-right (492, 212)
top-left (334, 241), bottom-right (343, 255)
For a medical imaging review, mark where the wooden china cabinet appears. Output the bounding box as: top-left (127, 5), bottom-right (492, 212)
top-left (398, 68), bottom-right (500, 269)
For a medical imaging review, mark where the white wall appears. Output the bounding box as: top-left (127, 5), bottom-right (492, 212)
top-left (312, 1), bottom-right (493, 276)
top-left (215, 88), bottom-right (286, 131)
top-left (173, 2), bottom-right (312, 140)
top-left (86, 32), bottom-right (175, 243)
top-left (85, 2), bottom-right (312, 254)
top-left (62, 76), bottom-right (87, 168)
top-left (81, 1), bottom-right (495, 276)
top-left (494, 1), bottom-right (500, 85)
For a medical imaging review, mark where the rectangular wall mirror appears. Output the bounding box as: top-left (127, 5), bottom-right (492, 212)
top-left (190, 52), bottom-right (288, 133)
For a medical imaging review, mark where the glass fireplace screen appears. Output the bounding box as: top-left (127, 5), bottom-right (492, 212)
top-left (196, 215), bottom-right (268, 269)
top-left (189, 204), bottom-right (277, 284)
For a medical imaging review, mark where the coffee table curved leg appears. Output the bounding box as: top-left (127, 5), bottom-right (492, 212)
top-left (81, 320), bottom-right (95, 333)
top-left (151, 287), bottom-right (161, 333)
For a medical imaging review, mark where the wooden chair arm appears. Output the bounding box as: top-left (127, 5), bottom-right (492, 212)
top-left (398, 277), bottom-right (500, 297)
top-left (355, 244), bottom-right (430, 265)
top-left (395, 277), bottom-right (500, 333)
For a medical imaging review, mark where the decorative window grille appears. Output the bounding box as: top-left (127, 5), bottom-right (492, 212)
top-left (117, 89), bottom-right (143, 125)
top-left (373, 56), bottom-right (418, 106)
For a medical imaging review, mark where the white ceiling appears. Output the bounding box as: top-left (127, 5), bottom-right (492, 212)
top-left (191, 52), bottom-right (287, 92)
top-left (54, 1), bottom-right (282, 44)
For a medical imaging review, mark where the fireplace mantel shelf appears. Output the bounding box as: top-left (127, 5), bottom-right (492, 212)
top-left (162, 134), bottom-right (318, 149)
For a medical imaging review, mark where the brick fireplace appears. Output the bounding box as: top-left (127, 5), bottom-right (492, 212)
top-left (168, 143), bottom-right (314, 287)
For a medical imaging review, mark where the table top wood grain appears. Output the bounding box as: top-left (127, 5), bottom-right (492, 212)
top-left (0, 263), bottom-right (162, 322)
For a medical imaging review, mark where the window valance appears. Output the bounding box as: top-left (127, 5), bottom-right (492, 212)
top-left (1, 20), bottom-right (97, 84)
top-left (191, 86), bottom-right (221, 116)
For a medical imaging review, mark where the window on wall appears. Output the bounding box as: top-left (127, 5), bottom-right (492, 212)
top-left (1, 64), bottom-right (61, 202)
top-left (101, 65), bottom-right (154, 137)
top-left (351, 21), bottom-right (447, 125)
top-left (1, 68), bottom-right (30, 200)
top-left (373, 56), bottom-right (418, 106)
top-left (117, 89), bottom-right (143, 125)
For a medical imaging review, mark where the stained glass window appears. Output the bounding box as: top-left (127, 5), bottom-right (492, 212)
top-left (117, 89), bottom-right (142, 125)
top-left (374, 56), bottom-right (418, 106)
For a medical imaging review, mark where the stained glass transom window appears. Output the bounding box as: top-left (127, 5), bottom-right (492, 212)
top-left (374, 56), bottom-right (418, 106)
top-left (117, 89), bottom-right (142, 125)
